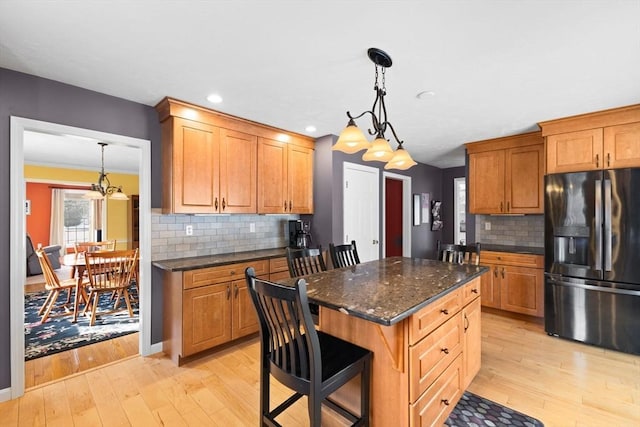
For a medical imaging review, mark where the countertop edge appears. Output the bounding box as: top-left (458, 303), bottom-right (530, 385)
top-left (152, 248), bottom-right (288, 272)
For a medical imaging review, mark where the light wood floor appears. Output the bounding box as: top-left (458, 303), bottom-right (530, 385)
top-left (3, 310), bottom-right (639, 426)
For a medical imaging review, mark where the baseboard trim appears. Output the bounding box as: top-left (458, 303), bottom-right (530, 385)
top-left (149, 341), bottom-right (163, 356)
top-left (0, 386), bottom-right (12, 402)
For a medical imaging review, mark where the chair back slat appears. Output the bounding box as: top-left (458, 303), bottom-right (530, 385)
top-left (74, 240), bottom-right (116, 254)
top-left (437, 241), bottom-right (481, 265)
top-left (286, 247), bottom-right (327, 278)
top-left (329, 240), bottom-right (361, 269)
top-left (246, 267), bottom-right (318, 383)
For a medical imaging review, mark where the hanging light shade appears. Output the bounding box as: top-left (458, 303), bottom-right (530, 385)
top-left (384, 144), bottom-right (417, 170)
top-left (83, 142), bottom-right (129, 200)
top-left (362, 134), bottom-right (394, 162)
top-left (335, 47), bottom-right (417, 170)
top-left (332, 119), bottom-right (370, 154)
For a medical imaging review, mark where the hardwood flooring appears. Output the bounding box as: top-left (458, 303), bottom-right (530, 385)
top-left (3, 310), bottom-right (639, 426)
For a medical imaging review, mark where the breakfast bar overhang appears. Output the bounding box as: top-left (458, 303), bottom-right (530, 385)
top-left (279, 257), bottom-right (488, 426)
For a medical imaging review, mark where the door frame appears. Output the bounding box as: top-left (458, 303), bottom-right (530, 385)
top-left (9, 116), bottom-right (153, 399)
top-left (382, 172), bottom-right (412, 257)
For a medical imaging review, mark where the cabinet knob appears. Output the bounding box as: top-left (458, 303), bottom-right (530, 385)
top-left (441, 399), bottom-right (450, 406)
top-left (471, 288), bottom-right (479, 294)
top-left (441, 348), bottom-right (449, 355)
top-left (440, 308), bottom-right (449, 315)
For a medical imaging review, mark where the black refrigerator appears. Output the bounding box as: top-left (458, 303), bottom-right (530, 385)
top-left (544, 168), bottom-right (640, 355)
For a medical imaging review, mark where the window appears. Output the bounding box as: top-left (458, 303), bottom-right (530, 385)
top-left (63, 190), bottom-right (94, 248)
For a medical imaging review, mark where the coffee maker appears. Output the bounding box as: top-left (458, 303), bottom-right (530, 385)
top-left (288, 219), bottom-right (312, 248)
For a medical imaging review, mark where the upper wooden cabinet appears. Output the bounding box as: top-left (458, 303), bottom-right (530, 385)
top-left (466, 132), bottom-right (544, 214)
top-left (540, 104), bottom-right (640, 174)
top-left (156, 97), bottom-right (314, 214)
top-left (257, 138), bottom-right (314, 214)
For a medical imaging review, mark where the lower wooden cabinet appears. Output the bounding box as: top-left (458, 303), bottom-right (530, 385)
top-left (462, 297), bottom-right (482, 389)
top-left (163, 259), bottom-right (268, 365)
top-left (268, 256), bottom-right (291, 281)
top-left (480, 251), bottom-right (544, 317)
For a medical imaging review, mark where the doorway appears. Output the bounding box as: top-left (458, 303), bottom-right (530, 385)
top-left (10, 117), bottom-right (152, 399)
top-left (385, 177), bottom-right (403, 257)
top-left (382, 172), bottom-right (412, 257)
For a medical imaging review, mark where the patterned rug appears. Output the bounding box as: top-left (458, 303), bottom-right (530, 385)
top-left (446, 391), bottom-right (544, 426)
top-left (24, 289), bottom-right (139, 360)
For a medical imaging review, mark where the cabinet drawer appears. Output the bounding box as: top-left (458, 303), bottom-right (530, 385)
top-left (184, 260), bottom-right (268, 289)
top-left (269, 256), bottom-right (289, 273)
top-left (461, 277), bottom-right (481, 306)
top-left (410, 314), bottom-right (463, 403)
top-left (410, 354), bottom-right (463, 427)
top-left (410, 288), bottom-right (462, 345)
top-left (481, 251), bottom-right (543, 268)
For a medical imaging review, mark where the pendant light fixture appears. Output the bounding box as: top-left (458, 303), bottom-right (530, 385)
top-left (334, 48), bottom-right (417, 170)
top-left (83, 142), bottom-right (129, 200)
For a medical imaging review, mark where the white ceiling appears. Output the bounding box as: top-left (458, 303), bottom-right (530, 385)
top-left (2, 1), bottom-right (639, 169)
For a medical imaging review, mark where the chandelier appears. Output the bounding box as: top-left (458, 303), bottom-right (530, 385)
top-left (333, 48), bottom-right (417, 170)
top-left (83, 142), bottom-right (129, 200)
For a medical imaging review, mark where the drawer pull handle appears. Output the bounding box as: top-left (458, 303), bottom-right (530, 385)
top-left (471, 288), bottom-right (479, 294)
top-left (284, 201), bottom-right (287, 211)
top-left (494, 268), bottom-right (498, 278)
top-left (441, 348), bottom-right (449, 354)
top-left (501, 268), bottom-right (505, 279)
top-left (440, 309), bottom-right (449, 315)
top-left (441, 399), bottom-right (450, 406)
top-left (215, 198), bottom-right (219, 210)
top-left (234, 284), bottom-right (239, 298)
top-left (226, 285), bottom-right (231, 300)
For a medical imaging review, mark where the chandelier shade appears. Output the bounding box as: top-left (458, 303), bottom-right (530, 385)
top-left (83, 142), bottom-right (129, 201)
top-left (334, 47), bottom-right (416, 170)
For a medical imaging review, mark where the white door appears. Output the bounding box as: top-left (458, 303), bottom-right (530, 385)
top-left (343, 162), bottom-right (379, 262)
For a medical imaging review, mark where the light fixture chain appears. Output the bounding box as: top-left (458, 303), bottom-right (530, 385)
top-left (381, 66), bottom-right (386, 92)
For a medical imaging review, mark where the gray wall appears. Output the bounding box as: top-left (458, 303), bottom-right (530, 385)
top-left (0, 68), bottom-right (162, 389)
top-left (311, 135), bottom-right (444, 260)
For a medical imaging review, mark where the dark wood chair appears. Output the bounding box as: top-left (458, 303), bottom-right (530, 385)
top-left (245, 267), bottom-right (372, 426)
top-left (329, 240), bottom-right (361, 269)
top-left (285, 247), bottom-right (327, 277)
top-left (437, 241), bottom-right (481, 265)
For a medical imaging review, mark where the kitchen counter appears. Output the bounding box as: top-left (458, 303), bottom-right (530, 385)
top-left (481, 244), bottom-right (544, 255)
top-left (278, 256), bottom-right (487, 326)
top-left (152, 247), bottom-right (287, 271)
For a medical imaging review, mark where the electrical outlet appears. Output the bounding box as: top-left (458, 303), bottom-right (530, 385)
top-left (485, 222), bottom-right (491, 231)
top-left (249, 223), bottom-right (256, 233)
top-left (185, 225), bottom-right (193, 236)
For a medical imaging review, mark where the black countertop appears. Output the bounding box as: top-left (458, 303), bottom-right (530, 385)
top-left (278, 257), bottom-right (488, 326)
top-left (152, 248), bottom-right (287, 272)
top-left (480, 244), bottom-right (544, 255)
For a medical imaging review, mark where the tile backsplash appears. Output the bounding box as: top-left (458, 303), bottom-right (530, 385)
top-left (151, 210), bottom-right (298, 261)
top-left (474, 214), bottom-right (544, 248)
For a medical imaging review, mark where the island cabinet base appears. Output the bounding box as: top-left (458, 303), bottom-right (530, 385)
top-left (319, 277), bottom-right (482, 427)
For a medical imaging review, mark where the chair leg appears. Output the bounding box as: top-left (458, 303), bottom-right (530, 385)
top-left (122, 289), bottom-right (134, 317)
top-left (90, 292), bottom-right (100, 326)
top-left (40, 290), bottom-right (59, 324)
top-left (308, 387), bottom-right (322, 427)
top-left (38, 290), bottom-right (54, 316)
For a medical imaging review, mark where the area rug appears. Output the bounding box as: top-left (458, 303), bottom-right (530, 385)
top-left (24, 289), bottom-right (139, 361)
top-left (446, 391), bottom-right (544, 426)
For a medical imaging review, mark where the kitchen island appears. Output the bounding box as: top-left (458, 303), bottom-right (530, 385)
top-left (278, 257), bottom-right (487, 426)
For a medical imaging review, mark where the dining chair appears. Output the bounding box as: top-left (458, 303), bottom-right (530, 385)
top-left (83, 248), bottom-right (138, 326)
top-left (329, 240), bottom-right (361, 269)
top-left (245, 267), bottom-right (372, 426)
top-left (35, 248), bottom-right (88, 324)
top-left (72, 240), bottom-right (116, 277)
top-left (285, 247), bottom-right (327, 277)
top-left (437, 241), bottom-right (481, 265)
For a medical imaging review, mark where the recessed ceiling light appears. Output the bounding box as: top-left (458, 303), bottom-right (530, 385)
top-left (305, 125), bottom-right (317, 133)
top-left (206, 93), bottom-right (223, 104)
top-left (416, 90), bottom-right (435, 99)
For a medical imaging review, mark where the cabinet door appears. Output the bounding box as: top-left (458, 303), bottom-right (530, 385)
top-left (219, 129), bottom-right (257, 213)
top-left (603, 122), bottom-right (640, 169)
top-left (232, 279), bottom-right (259, 339)
top-left (183, 283), bottom-right (231, 356)
top-left (546, 129), bottom-right (603, 173)
top-left (462, 297), bottom-right (481, 389)
top-left (468, 150), bottom-right (505, 214)
top-left (257, 138), bottom-right (289, 213)
top-left (500, 265), bottom-right (544, 317)
top-left (505, 144), bottom-right (544, 213)
top-left (168, 118), bottom-right (220, 213)
top-left (288, 144), bottom-right (314, 214)
top-left (480, 265), bottom-right (500, 308)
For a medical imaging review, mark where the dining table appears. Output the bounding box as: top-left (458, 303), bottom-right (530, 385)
top-left (60, 253), bottom-right (91, 323)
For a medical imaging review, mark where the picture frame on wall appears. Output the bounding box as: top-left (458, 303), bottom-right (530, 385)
top-left (421, 193), bottom-right (430, 224)
top-left (431, 200), bottom-right (443, 231)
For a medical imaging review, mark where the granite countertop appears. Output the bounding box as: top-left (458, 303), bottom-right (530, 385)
top-left (480, 244), bottom-right (544, 255)
top-left (152, 247), bottom-right (287, 271)
top-left (278, 257), bottom-right (488, 326)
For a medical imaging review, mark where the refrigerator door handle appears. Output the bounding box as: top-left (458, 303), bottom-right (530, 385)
top-left (604, 179), bottom-right (612, 272)
top-left (548, 278), bottom-right (640, 297)
top-left (595, 179), bottom-right (602, 272)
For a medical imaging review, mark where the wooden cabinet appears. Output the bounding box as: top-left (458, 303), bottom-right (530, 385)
top-left (540, 104), bottom-right (640, 174)
top-left (466, 132), bottom-right (544, 214)
top-left (128, 194), bottom-right (139, 249)
top-left (480, 251), bottom-right (544, 317)
top-left (163, 259), bottom-right (268, 365)
top-left (258, 138), bottom-right (314, 214)
top-left (462, 297), bottom-right (482, 389)
top-left (156, 97), bottom-right (314, 214)
top-left (268, 256), bottom-right (290, 281)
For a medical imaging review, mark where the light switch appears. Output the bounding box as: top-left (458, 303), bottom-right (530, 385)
top-left (186, 225), bottom-right (193, 236)
top-left (250, 223), bottom-right (256, 233)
